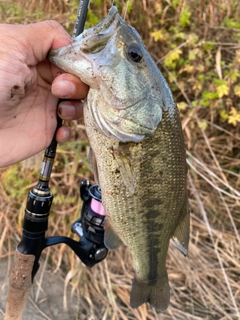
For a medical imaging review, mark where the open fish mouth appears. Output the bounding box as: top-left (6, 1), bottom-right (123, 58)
top-left (79, 6), bottom-right (119, 53)
top-left (49, 6), bottom-right (119, 59)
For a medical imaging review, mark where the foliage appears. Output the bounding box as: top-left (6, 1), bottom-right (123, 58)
top-left (133, 0), bottom-right (240, 130)
top-left (1, 165), bottom-right (33, 200)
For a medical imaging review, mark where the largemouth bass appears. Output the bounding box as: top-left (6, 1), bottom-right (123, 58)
top-left (49, 6), bottom-right (189, 312)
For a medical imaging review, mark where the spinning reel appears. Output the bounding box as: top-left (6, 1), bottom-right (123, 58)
top-left (18, 174), bottom-right (108, 280)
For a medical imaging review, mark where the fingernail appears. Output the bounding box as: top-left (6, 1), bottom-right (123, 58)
top-left (58, 103), bottom-right (76, 117)
top-left (62, 129), bottom-right (70, 141)
top-left (52, 81), bottom-right (75, 97)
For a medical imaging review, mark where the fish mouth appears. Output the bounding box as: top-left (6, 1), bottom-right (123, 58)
top-left (84, 6), bottom-right (118, 36)
top-left (48, 7), bottom-right (120, 66)
top-left (80, 6), bottom-right (119, 53)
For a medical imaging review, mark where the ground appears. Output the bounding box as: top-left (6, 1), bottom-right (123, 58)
top-left (0, 257), bottom-right (79, 320)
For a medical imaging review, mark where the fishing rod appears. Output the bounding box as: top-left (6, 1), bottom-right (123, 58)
top-left (4, 1), bottom-right (107, 319)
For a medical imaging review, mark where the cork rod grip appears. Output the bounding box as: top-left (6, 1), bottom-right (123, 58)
top-left (4, 250), bottom-right (35, 320)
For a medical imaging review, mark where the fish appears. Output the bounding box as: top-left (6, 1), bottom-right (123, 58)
top-left (49, 6), bottom-right (189, 312)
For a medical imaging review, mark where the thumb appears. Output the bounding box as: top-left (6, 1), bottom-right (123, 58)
top-left (18, 20), bottom-right (72, 65)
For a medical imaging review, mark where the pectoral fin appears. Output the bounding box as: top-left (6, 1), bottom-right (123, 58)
top-left (113, 150), bottom-right (136, 195)
top-left (104, 216), bottom-right (124, 249)
top-left (88, 148), bottom-right (99, 184)
top-left (172, 198), bottom-right (190, 256)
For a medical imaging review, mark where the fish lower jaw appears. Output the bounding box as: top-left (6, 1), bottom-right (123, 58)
top-left (106, 130), bottom-right (145, 143)
top-left (93, 117), bottom-right (155, 143)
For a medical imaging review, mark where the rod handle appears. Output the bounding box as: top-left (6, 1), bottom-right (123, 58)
top-left (4, 250), bottom-right (35, 320)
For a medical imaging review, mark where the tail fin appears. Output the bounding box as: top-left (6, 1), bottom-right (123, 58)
top-left (130, 275), bottom-right (170, 312)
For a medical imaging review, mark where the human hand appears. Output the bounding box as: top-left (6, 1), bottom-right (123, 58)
top-left (0, 21), bottom-right (88, 168)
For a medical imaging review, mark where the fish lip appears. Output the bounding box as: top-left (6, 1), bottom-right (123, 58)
top-left (79, 7), bottom-right (120, 54)
top-left (83, 6), bottom-right (118, 36)
top-left (48, 6), bottom-right (119, 60)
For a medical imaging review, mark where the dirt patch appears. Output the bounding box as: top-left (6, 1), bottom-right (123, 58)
top-left (0, 257), bottom-right (79, 320)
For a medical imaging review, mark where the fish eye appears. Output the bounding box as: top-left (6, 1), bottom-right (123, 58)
top-left (127, 45), bottom-right (143, 63)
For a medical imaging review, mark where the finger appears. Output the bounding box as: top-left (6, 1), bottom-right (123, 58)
top-left (52, 73), bottom-right (89, 99)
top-left (25, 20), bottom-right (72, 64)
top-left (58, 100), bottom-right (84, 120)
top-left (55, 126), bottom-right (72, 143)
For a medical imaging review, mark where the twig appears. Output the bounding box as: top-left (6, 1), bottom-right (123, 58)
top-left (187, 151), bottom-right (240, 198)
top-left (28, 297), bottom-right (52, 320)
top-left (187, 159), bottom-right (240, 200)
top-left (188, 175), bottom-right (240, 320)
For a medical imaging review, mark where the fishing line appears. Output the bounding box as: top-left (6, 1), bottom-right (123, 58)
top-left (123, 0), bottom-right (130, 20)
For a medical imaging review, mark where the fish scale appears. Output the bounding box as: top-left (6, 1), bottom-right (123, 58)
top-left (48, 6), bottom-right (189, 312)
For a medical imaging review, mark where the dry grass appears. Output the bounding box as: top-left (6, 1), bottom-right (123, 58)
top-left (1, 0), bottom-right (240, 319)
